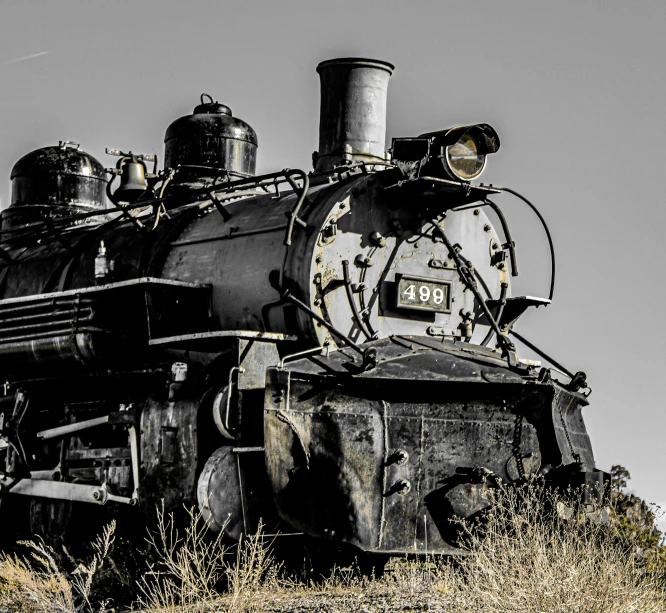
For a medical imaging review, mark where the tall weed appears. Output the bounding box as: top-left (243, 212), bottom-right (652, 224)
top-left (0, 520), bottom-right (115, 613)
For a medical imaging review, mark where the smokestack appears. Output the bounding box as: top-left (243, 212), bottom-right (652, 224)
top-left (314, 57), bottom-right (394, 172)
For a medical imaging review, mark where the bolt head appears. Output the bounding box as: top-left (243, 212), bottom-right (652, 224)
top-left (395, 479), bottom-right (411, 494)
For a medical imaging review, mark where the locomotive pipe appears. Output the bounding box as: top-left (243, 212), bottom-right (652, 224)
top-left (282, 169), bottom-right (310, 246)
top-left (508, 329), bottom-right (587, 393)
top-left (342, 259), bottom-right (373, 341)
top-left (431, 223), bottom-right (515, 359)
top-left (314, 57), bottom-right (394, 172)
top-left (483, 200), bottom-right (519, 277)
top-left (451, 199), bottom-right (519, 278)
top-left (281, 289), bottom-right (366, 359)
top-left (500, 187), bottom-right (555, 299)
top-left (0, 169), bottom-right (310, 243)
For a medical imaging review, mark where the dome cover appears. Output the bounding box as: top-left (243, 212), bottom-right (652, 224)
top-left (164, 94), bottom-right (257, 195)
top-left (10, 141), bottom-right (107, 209)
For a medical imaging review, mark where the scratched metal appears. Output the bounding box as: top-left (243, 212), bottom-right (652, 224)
top-left (264, 337), bottom-right (596, 554)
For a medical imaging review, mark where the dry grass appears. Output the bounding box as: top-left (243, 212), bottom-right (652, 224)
top-left (0, 520), bottom-right (115, 613)
top-left (1, 482), bottom-right (665, 613)
top-left (138, 505), bottom-right (227, 611)
top-left (138, 506), bottom-right (281, 613)
top-left (447, 482), bottom-right (666, 613)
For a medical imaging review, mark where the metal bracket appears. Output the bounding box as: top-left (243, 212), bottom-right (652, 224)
top-left (481, 296), bottom-right (551, 330)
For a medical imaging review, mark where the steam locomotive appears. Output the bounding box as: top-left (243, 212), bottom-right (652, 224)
top-left (0, 58), bottom-right (606, 554)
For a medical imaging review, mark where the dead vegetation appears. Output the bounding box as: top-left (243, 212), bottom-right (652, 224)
top-left (0, 481), bottom-right (665, 613)
top-left (137, 505), bottom-right (279, 613)
top-left (448, 484), bottom-right (666, 613)
top-left (0, 520), bottom-right (115, 613)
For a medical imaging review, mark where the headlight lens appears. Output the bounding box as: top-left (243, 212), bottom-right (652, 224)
top-left (446, 133), bottom-right (486, 180)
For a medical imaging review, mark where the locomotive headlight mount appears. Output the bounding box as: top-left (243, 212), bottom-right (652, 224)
top-left (392, 123), bottom-right (500, 183)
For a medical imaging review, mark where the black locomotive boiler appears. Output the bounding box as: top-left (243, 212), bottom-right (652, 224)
top-left (0, 58), bottom-right (606, 554)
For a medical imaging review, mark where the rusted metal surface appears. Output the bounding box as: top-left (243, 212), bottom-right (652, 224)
top-left (264, 337), bottom-right (597, 554)
top-left (139, 394), bottom-right (202, 513)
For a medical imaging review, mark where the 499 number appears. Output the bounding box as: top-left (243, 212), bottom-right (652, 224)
top-left (396, 275), bottom-right (452, 313)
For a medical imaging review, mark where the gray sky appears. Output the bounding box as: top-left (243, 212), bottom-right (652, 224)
top-left (1, 0), bottom-right (665, 516)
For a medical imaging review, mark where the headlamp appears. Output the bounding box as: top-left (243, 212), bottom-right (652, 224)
top-left (445, 132), bottom-right (485, 180)
top-left (392, 123), bottom-right (500, 183)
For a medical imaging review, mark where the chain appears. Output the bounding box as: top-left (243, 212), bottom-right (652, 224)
top-left (555, 388), bottom-right (582, 464)
top-left (511, 413), bottom-right (526, 480)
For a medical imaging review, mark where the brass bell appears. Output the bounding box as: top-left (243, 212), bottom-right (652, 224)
top-left (114, 156), bottom-right (148, 202)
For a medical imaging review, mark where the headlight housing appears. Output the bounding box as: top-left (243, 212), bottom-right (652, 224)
top-left (392, 123), bottom-right (499, 183)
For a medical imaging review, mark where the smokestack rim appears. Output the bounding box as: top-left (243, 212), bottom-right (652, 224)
top-left (316, 57), bottom-right (394, 75)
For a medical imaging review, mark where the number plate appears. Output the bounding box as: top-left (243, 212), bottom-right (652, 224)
top-left (396, 275), bottom-right (452, 313)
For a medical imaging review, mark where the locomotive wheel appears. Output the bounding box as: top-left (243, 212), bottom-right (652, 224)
top-left (0, 495), bottom-right (31, 549)
top-left (29, 498), bottom-right (73, 546)
top-left (27, 498), bottom-right (149, 609)
top-left (28, 498), bottom-right (145, 560)
top-left (29, 499), bottom-right (115, 559)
